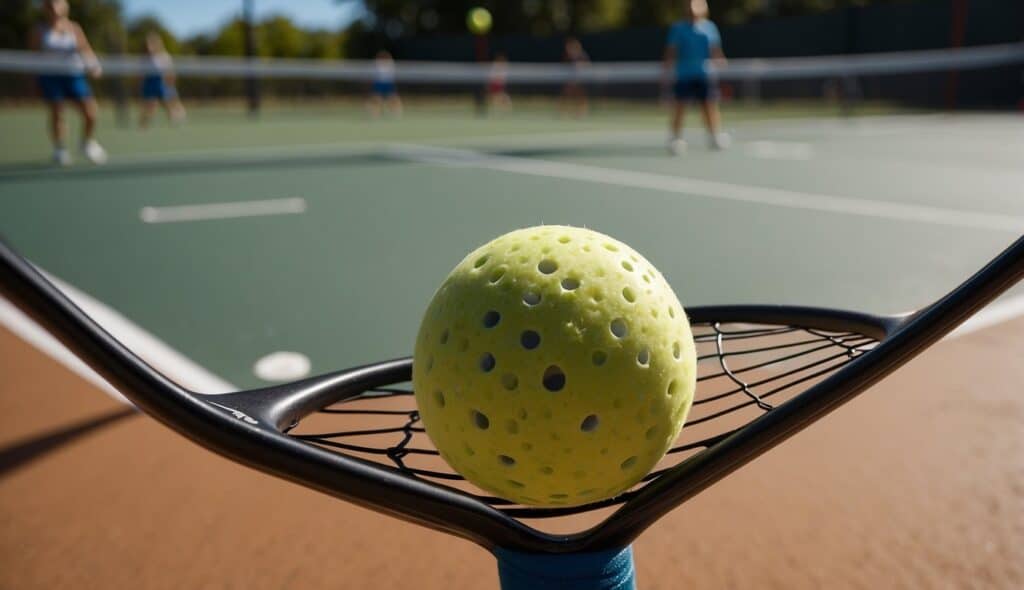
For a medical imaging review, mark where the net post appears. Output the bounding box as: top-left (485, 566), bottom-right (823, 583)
top-left (494, 546), bottom-right (637, 590)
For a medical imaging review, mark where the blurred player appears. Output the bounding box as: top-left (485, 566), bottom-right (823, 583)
top-left (663, 0), bottom-right (729, 154)
top-left (139, 32), bottom-right (186, 128)
top-left (487, 53), bottom-right (511, 111)
top-left (368, 50), bottom-right (402, 117)
top-left (561, 38), bottom-right (589, 118)
top-left (29, 0), bottom-right (106, 165)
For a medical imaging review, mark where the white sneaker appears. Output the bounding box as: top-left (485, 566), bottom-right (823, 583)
top-left (81, 140), bottom-right (108, 165)
top-left (52, 147), bottom-right (71, 167)
top-left (667, 137), bottom-right (687, 155)
top-left (710, 132), bottom-right (731, 151)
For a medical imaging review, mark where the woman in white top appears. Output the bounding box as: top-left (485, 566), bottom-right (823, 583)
top-left (29, 0), bottom-right (106, 165)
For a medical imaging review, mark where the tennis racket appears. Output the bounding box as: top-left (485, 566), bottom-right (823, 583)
top-left (2, 234), bottom-right (1021, 589)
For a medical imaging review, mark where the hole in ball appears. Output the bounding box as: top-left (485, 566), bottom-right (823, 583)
top-left (521, 330), bottom-right (541, 350)
top-left (667, 380), bottom-right (679, 396)
top-left (610, 318), bottom-right (628, 339)
top-left (482, 310), bottom-right (501, 328)
top-left (561, 277), bottom-right (580, 291)
top-left (542, 366), bottom-right (566, 392)
top-left (592, 350), bottom-right (608, 366)
top-left (501, 374), bottom-right (519, 391)
top-left (479, 353), bottom-right (496, 372)
top-left (498, 454), bottom-right (516, 466)
top-left (538, 259), bottom-right (558, 274)
top-left (580, 414), bottom-right (599, 432)
top-left (472, 410), bottom-right (489, 430)
top-left (523, 292), bottom-right (541, 306)
top-left (637, 347), bottom-right (650, 366)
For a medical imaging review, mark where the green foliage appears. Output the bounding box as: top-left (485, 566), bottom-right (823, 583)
top-left (125, 15), bottom-right (181, 54)
top-left (68, 0), bottom-right (125, 52)
top-left (0, 0), bottom-right (36, 49)
top-left (0, 0), bottom-right (125, 51)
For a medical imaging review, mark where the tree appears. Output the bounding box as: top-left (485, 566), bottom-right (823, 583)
top-left (126, 15), bottom-right (181, 54)
top-left (0, 0), bottom-right (35, 49)
top-left (1, 0), bottom-right (124, 51)
top-left (67, 0), bottom-right (126, 53)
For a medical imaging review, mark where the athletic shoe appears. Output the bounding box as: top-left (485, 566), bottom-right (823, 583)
top-left (710, 132), bottom-right (731, 150)
top-left (667, 137), bottom-right (687, 155)
top-left (52, 147), bottom-right (71, 167)
top-left (81, 139), bottom-right (108, 165)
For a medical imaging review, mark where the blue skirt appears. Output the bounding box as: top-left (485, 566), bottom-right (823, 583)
top-left (142, 75), bottom-right (172, 100)
top-left (38, 74), bottom-right (92, 101)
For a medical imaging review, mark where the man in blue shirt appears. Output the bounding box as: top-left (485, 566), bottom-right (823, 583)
top-left (663, 0), bottom-right (729, 153)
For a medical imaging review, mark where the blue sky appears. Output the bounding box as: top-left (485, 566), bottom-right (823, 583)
top-left (122, 0), bottom-right (365, 37)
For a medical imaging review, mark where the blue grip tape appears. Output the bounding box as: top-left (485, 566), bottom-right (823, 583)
top-left (495, 545), bottom-right (636, 590)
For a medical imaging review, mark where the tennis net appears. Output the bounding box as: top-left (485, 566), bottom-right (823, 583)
top-left (0, 43), bottom-right (1020, 119)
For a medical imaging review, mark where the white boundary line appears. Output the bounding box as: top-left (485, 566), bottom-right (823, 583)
top-left (1, 279), bottom-right (1022, 407)
top-left (140, 197), bottom-right (307, 224)
top-left (0, 269), bottom-right (236, 406)
top-left (391, 143), bottom-right (1024, 233)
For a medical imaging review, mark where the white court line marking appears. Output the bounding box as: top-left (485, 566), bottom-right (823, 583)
top-left (139, 197), bottom-right (307, 224)
top-left (951, 294), bottom-right (1024, 339)
top-left (391, 143), bottom-right (1024, 233)
top-left (1, 281), bottom-right (1022, 408)
top-left (0, 269), bottom-right (236, 407)
top-left (745, 140), bottom-right (814, 161)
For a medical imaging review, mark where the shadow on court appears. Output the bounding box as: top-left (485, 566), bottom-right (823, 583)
top-left (0, 407), bottom-right (136, 479)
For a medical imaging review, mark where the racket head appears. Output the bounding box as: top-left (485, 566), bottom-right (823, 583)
top-left (5, 233), bottom-right (1022, 553)
top-left (197, 304), bottom-right (897, 551)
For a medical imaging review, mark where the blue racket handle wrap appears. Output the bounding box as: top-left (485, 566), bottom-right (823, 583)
top-left (495, 545), bottom-right (636, 590)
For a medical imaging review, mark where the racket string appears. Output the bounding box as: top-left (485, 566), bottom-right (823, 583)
top-left (289, 321), bottom-right (878, 518)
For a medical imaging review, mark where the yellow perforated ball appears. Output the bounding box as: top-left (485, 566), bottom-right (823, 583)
top-left (466, 7), bottom-right (492, 35)
top-left (413, 226), bottom-right (696, 507)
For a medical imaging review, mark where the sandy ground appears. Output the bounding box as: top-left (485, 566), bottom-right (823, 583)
top-left (1, 319), bottom-right (1022, 589)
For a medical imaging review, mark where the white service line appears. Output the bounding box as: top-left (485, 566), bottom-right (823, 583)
top-left (745, 140), bottom-right (815, 161)
top-left (392, 143), bottom-right (1024, 233)
top-left (140, 197), bottom-right (307, 224)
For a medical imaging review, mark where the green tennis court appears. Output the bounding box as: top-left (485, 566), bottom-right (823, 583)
top-left (1, 107), bottom-right (1021, 389)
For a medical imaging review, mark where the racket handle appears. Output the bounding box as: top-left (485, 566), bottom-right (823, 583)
top-left (495, 545), bottom-right (636, 590)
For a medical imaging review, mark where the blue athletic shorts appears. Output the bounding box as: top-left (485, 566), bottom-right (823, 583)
top-left (673, 77), bottom-right (718, 102)
top-left (373, 80), bottom-right (397, 97)
top-left (38, 74), bottom-right (91, 101)
top-left (142, 75), bottom-right (172, 100)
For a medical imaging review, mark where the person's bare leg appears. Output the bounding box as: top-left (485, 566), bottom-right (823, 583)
top-left (76, 97), bottom-right (99, 140)
top-left (367, 95), bottom-right (382, 117)
top-left (699, 100), bottom-right (720, 135)
top-left (48, 101), bottom-right (66, 147)
top-left (167, 97), bottom-right (186, 123)
top-left (667, 101), bottom-right (687, 154)
top-left (700, 100), bottom-right (729, 149)
top-left (140, 100), bottom-right (157, 128)
top-left (48, 101), bottom-right (70, 165)
top-left (387, 95), bottom-right (403, 116)
top-left (75, 98), bottom-right (107, 164)
top-left (671, 101), bottom-right (686, 139)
